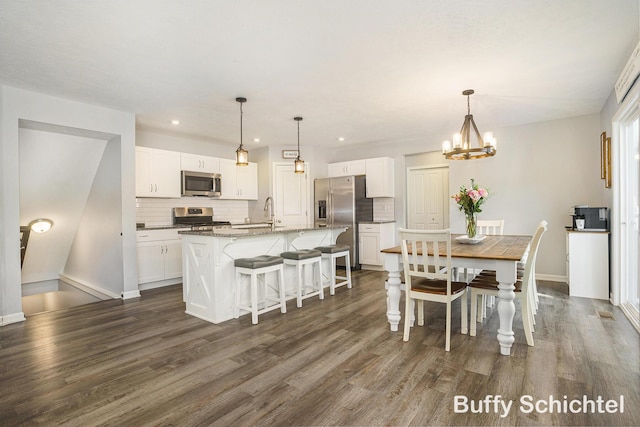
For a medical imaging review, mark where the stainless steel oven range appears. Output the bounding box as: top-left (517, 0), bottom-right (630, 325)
top-left (173, 207), bottom-right (231, 230)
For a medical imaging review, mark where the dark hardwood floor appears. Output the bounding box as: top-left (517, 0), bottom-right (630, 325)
top-left (1, 270), bottom-right (638, 426)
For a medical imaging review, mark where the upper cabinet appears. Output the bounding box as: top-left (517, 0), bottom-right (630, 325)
top-left (365, 157), bottom-right (395, 198)
top-left (327, 160), bottom-right (366, 177)
top-left (219, 159), bottom-right (258, 200)
top-left (180, 153), bottom-right (220, 174)
top-left (328, 157), bottom-right (395, 198)
top-left (135, 147), bottom-right (181, 198)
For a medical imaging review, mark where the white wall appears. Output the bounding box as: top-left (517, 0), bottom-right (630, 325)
top-left (448, 114), bottom-right (605, 279)
top-left (138, 113), bottom-right (605, 279)
top-left (1, 86), bottom-right (137, 325)
top-left (331, 113), bottom-right (606, 279)
top-left (64, 137), bottom-right (126, 297)
top-left (135, 128), bottom-right (236, 159)
top-left (19, 129), bottom-right (107, 285)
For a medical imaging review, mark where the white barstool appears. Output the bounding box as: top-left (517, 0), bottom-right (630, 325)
top-left (315, 245), bottom-right (352, 295)
top-left (281, 249), bottom-right (323, 308)
top-left (234, 255), bottom-right (286, 324)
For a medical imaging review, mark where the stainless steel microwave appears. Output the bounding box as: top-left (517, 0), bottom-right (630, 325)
top-left (181, 171), bottom-right (221, 197)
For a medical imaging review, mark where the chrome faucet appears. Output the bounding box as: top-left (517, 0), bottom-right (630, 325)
top-left (264, 196), bottom-right (275, 228)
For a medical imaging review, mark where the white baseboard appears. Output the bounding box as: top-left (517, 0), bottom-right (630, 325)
top-left (1, 312), bottom-right (26, 326)
top-left (59, 274), bottom-right (119, 300)
top-left (360, 265), bottom-right (385, 272)
top-left (138, 278), bottom-right (182, 291)
top-left (121, 290), bottom-right (142, 299)
top-left (536, 274), bottom-right (567, 283)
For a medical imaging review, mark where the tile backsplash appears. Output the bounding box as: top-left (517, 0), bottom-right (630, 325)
top-left (373, 198), bottom-right (395, 221)
top-left (137, 197), bottom-right (393, 226)
top-left (136, 197), bottom-right (249, 227)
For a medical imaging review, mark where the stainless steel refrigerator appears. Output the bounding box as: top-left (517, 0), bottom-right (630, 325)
top-left (314, 176), bottom-right (373, 269)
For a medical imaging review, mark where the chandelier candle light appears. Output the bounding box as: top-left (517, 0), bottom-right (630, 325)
top-left (294, 116), bottom-right (304, 174)
top-left (235, 97), bottom-right (248, 166)
top-left (442, 89), bottom-right (497, 160)
top-left (452, 179), bottom-right (489, 238)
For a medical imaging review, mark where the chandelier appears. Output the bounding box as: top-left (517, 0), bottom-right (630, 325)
top-left (442, 89), bottom-right (496, 160)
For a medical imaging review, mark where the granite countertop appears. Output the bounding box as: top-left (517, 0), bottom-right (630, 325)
top-left (359, 220), bottom-right (396, 224)
top-left (137, 225), bottom-right (192, 231)
top-left (179, 224), bottom-right (347, 237)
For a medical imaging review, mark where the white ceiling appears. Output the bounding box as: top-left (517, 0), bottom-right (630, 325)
top-left (1, 1), bottom-right (638, 151)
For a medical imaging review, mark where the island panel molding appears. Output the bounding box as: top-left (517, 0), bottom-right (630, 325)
top-left (180, 225), bottom-right (347, 324)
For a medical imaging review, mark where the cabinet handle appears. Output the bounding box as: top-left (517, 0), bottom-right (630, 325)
top-left (165, 244), bottom-right (168, 253)
top-left (154, 184), bottom-right (158, 192)
top-left (150, 184), bottom-right (153, 192)
top-left (161, 246), bottom-right (164, 254)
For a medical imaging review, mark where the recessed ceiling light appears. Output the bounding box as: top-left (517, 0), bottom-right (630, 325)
top-left (337, 137), bottom-right (345, 142)
top-left (171, 119), bottom-right (180, 125)
top-left (253, 138), bottom-right (261, 143)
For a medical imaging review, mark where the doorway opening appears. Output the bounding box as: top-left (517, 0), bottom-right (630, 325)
top-left (613, 88), bottom-right (640, 332)
top-left (18, 120), bottom-right (122, 316)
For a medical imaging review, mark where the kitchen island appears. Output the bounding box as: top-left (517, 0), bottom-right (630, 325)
top-left (179, 225), bottom-right (347, 324)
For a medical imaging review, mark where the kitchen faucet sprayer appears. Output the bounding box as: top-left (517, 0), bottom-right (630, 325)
top-left (264, 197), bottom-right (275, 227)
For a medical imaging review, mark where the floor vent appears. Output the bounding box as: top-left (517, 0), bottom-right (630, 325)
top-left (596, 310), bottom-right (616, 320)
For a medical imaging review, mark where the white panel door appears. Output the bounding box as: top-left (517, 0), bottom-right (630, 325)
top-left (408, 169), bottom-right (427, 229)
top-left (274, 163), bottom-right (309, 226)
top-left (408, 167), bottom-right (448, 230)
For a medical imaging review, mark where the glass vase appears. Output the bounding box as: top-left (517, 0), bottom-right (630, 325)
top-left (466, 213), bottom-right (477, 238)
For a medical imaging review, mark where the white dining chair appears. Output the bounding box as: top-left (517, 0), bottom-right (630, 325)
top-left (472, 219), bottom-right (504, 320)
top-left (399, 228), bottom-right (468, 351)
top-left (475, 220), bottom-right (547, 325)
top-left (469, 221), bottom-right (547, 346)
top-left (477, 219), bottom-right (504, 236)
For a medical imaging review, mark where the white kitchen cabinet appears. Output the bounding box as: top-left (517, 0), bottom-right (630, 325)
top-left (328, 160), bottom-right (366, 177)
top-left (136, 229), bottom-right (188, 286)
top-left (328, 157), bottom-right (395, 197)
top-left (135, 147), bottom-right (181, 198)
top-left (219, 159), bottom-right (258, 200)
top-left (566, 231), bottom-right (610, 300)
top-left (365, 157), bottom-right (395, 197)
top-left (359, 222), bottom-right (396, 269)
top-left (181, 153), bottom-right (220, 174)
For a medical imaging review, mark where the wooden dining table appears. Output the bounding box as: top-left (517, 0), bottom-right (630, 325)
top-left (381, 234), bottom-right (531, 356)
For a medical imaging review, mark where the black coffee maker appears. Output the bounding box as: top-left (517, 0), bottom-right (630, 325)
top-left (571, 206), bottom-right (608, 231)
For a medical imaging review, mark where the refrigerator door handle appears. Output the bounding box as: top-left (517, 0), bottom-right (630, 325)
top-left (328, 191), bottom-right (333, 225)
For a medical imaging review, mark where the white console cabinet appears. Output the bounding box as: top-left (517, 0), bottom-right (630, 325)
top-left (136, 228), bottom-right (188, 287)
top-left (359, 222), bottom-right (396, 269)
top-left (566, 231), bottom-right (609, 300)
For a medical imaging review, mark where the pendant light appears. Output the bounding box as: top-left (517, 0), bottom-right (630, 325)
top-left (235, 97), bottom-right (248, 166)
top-left (293, 117), bottom-right (305, 173)
top-left (442, 89), bottom-right (497, 160)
